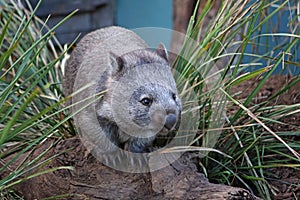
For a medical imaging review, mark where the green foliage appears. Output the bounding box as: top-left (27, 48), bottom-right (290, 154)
top-left (174, 0), bottom-right (300, 199)
top-left (0, 0), bottom-right (299, 199)
top-left (0, 0), bottom-right (76, 195)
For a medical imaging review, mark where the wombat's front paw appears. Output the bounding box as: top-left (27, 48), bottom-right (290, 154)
top-left (124, 140), bottom-right (149, 153)
top-left (127, 145), bottom-right (146, 153)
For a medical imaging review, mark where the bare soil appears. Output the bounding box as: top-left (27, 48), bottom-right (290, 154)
top-left (231, 74), bottom-right (300, 199)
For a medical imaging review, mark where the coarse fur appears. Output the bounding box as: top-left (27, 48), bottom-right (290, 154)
top-left (64, 26), bottom-right (181, 153)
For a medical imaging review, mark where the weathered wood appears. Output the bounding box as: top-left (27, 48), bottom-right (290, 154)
top-left (32, 0), bottom-right (109, 16)
top-left (27, 0), bottom-right (115, 44)
top-left (170, 0), bottom-right (196, 64)
top-left (1, 137), bottom-right (260, 199)
top-left (170, 0), bottom-right (222, 64)
top-left (172, 0), bottom-right (196, 33)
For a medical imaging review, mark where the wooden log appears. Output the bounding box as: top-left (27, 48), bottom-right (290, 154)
top-left (1, 137), bottom-right (260, 199)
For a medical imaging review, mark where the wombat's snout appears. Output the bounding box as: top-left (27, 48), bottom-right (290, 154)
top-left (164, 113), bottom-right (178, 130)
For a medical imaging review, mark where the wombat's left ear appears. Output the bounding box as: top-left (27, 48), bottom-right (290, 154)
top-left (156, 43), bottom-right (169, 62)
top-left (109, 52), bottom-right (124, 76)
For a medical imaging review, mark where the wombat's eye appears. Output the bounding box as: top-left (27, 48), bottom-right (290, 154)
top-left (140, 97), bottom-right (152, 106)
top-left (172, 93), bottom-right (177, 100)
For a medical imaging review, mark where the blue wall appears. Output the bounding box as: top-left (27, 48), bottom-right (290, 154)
top-left (115, 1), bottom-right (299, 75)
top-left (115, 0), bottom-right (173, 48)
top-left (115, 0), bottom-right (172, 29)
top-left (243, 4), bottom-right (300, 75)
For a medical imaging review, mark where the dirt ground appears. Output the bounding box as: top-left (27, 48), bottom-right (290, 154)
top-left (231, 74), bottom-right (300, 199)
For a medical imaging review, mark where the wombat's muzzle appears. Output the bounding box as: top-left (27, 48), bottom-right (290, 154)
top-left (164, 113), bottom-right (178, 130)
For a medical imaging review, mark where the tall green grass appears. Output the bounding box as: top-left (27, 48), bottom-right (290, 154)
top-left (174, 0), bottom-right (300, 198)
top-left (0, 0), bottom-right (299, 199)
top-left (0, 0), bottom-right (75, 196)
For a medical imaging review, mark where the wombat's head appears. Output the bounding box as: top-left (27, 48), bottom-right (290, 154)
top-left (128, 83), bottom-right (181, 135)
top-left (98, 44), bottom-right (181, 151)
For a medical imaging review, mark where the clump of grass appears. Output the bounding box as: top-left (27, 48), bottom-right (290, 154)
top-left (174, 0), bottom-right (300, 198)
top-left (0, 0), bottom-right (75, 194)
top-left (0, 0), bottom-right (299, 199)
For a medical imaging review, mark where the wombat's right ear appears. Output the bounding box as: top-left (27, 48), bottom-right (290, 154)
top-left (156, 43), bottom-right (169, 62)
top-left (109, 52), bottom-right (124, 75)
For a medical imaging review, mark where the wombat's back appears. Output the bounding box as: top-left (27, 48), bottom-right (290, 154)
top-left (63, 26), bottom-right (148, 99)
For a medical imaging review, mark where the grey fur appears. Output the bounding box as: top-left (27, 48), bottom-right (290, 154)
top-left (64, 26), bottom-right (181, 154)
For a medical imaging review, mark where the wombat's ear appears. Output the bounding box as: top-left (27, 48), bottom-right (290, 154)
top-left (156, 43), bottom-right (169, 62)
top-left (109, 52), bottom-right (124, 75)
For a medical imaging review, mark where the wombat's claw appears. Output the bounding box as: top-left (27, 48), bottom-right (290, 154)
top-left (170, 159), bottom-right (187, 171)
top-left (123, 151), bottom-right (149, 172)
top-left (137, 157), bottom-right (143, 168)
top-left (101, 154), bottom-right (110, 166)
top-left (129, 155), bottom-right (135, 166)
top-left (99, 152), bottom-right (119, 167)
top-left (111, 156), bottom-right (117, 167)
top-left (116, 152), bottom-right (122, 164)
top-left (95, 148), bottom-right (150, 172)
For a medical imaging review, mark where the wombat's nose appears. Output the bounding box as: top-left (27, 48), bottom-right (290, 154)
top-left (164, 114), bottom-right (177, 130)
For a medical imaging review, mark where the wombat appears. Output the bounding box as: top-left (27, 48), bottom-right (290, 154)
top-left (64, 26), bottom-right (181, 154)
